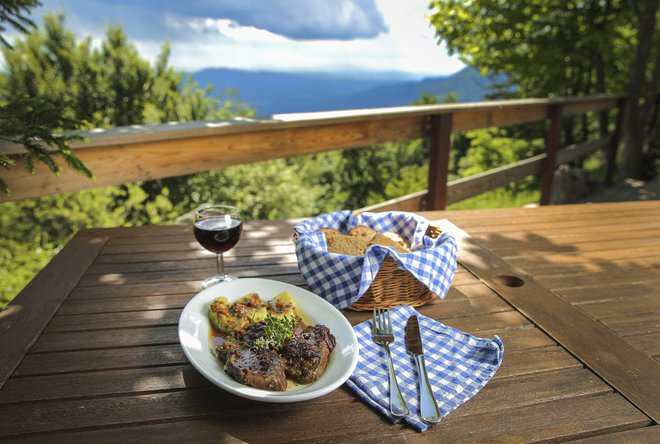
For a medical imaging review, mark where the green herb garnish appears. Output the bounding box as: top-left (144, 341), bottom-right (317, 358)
top-left (254, 314), bottom-right (297, 350)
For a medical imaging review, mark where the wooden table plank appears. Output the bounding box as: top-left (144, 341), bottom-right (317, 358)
top-left (12, 344), bottom-right (186, 376)
top-left (628, 333), bottom-right (660, 360)
top-left (0, 374), bottom-right (638, 439)
top-left (571, 425), bottom-right (660, 443)
top-left (0, 233), bottom-right (107, 389)
top-left (558, 282), bottom-right (660, 304)
top-left (434, 202), bottom-right (660, 369)
top-left (0, 348), bottom-right (585, 405)
top-left (433, 218), bottom-right (660, 423)
top-left (30, 326), bottom-right (180, 352)
top-left (0, 420), bottom-right (249, 444)
top-left (0, 365), bottom-right (207, 403)
top-left (405, 394), bottom-right (650, 443)
top-left (574, 293), bottom-right (660, 317)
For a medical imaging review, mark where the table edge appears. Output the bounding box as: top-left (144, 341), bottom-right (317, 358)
top-left (0, 231), bottom-right (108, 389)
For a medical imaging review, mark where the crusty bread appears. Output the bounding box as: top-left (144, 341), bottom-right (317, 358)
top-left (318, 227), bottom-right (343, 238)
top-left (321, 229), bottom-right (370, 255)
top-left (317, 226), bottom-right (411, 255)
top-left (369, 232), bottom-right (411, 253)
top-left (348, 225), bottom-right (378, 240)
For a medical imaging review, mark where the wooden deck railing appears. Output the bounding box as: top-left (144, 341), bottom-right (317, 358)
top-left (0, 94), bottom-right (626, 208)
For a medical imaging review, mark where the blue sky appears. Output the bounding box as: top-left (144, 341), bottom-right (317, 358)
top-left (33, 0), bottom-right (464, 77)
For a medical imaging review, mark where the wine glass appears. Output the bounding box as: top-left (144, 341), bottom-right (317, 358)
top-left (193, 205), bottom-right (242, 288)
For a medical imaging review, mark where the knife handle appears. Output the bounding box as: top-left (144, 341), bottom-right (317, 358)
top-left (413, 354), bottom-right (442, 423)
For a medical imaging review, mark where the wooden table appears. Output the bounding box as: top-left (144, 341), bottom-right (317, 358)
top-left (1, 201), bottom-right (659, 442)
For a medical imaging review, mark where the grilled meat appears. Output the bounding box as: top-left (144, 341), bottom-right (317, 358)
top-left (281, 325), bottom-right (336, 384)
top-left (215, 337), bottom-right (242, 360)
top-left (239, 321), bottom-right (267, 346)
top-left (215, 316), bottom-right (336, 390)
top-left (224, 346), bottom-right (288, 391)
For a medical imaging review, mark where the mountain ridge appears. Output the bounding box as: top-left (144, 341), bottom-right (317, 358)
top-left (191, 67), bottom-right (499, 116)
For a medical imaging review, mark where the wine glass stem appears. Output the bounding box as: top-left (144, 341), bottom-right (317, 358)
top-left (217, 252), bottom-right (225, 277)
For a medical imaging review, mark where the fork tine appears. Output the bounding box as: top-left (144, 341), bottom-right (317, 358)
top-left (378, 308), bottom-right (385, 334)
top-left (372, 308), bottom-right (377, 334)
top-left (386, 308), bottom-right (393, 334)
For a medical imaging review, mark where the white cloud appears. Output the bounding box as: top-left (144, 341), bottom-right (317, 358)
top-left (35, 0), bottom-right (463, 77)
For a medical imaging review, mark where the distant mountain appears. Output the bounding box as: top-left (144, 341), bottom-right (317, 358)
top-left (191, 67), bottom-right (501, 116)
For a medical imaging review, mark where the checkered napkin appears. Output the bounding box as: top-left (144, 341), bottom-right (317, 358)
top-left (293, 211), bottom-right (458, 309)
top-left (346, 305), bottom-right (504, 432)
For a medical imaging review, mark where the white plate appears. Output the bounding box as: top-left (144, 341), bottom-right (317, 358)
top-left (178, 278), bottom-right (359, 402)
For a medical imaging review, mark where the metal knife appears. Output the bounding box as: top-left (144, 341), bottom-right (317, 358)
top-left (405, 315), bottom-right (442, 424)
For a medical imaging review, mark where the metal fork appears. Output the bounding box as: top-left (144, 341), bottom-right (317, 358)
top-left (372, 308), bottom-right (410, 418)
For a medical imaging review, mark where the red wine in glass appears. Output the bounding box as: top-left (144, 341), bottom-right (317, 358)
top-left (193, 218), bottom-right (242, 254)
top-left (193, 205), bottom-right (242, 288)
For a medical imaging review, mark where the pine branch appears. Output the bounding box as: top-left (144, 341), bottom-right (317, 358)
top-left (0, 0), bottom-right (40, 48)
top-left (0, 96), bottom-right (94, 196)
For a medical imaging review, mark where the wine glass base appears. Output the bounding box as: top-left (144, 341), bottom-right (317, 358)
top-left (202, 274), bottom-right (238, 288)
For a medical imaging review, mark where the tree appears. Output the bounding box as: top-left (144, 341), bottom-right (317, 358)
top-left (428, 0), bottom-right (660, 179)
top-left (620, 0), bottom-right (660, 178)
top-left (0, 11), bottom-right (260, 309)
top-left (0, 1), bottom-right (90, 194)
top-left (1, 13), bottom-right (249, 128)
top-left (0, 0), bottom-right (39, 47)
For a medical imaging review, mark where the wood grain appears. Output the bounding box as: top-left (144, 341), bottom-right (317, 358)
top-left (434, 217), bottom-right (660, 423)
top-left (540, 104), bottom-right (563, 205)
top-left (0, 233), bottom-right (107, 389)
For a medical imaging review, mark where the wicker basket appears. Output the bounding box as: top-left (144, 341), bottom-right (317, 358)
top-left (294, 224), bottom-right (444, 311)
top-left (347, 225), bottom-right (443, 311)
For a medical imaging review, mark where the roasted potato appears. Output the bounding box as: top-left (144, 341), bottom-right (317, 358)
top-left (208, 292), bottom-right (267, 333)
top-left (267, 291), bottom-right (298, 318)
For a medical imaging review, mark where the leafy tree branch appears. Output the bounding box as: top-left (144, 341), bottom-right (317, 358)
top-left (0, 0), bottom-right (38, 47)
top-left (0, 0), bottom-right (90, 195)
top-left (0, 97), bottom-right (91, 194)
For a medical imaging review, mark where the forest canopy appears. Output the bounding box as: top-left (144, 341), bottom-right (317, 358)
top-left (429, 0), bottom-right (660, 178)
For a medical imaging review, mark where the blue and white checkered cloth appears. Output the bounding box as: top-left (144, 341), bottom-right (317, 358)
top-left (294, 211), bottom-right (458, 309)
top-left (346, 305), bottom-right (504, 432)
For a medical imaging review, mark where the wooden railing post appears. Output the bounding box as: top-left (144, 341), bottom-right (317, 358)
top-left (605, 98), bottom-right (626, 185)
top-left (426, 113), bottom-right (453, 210)
top-left (540, 104), bottom-right (563, 205)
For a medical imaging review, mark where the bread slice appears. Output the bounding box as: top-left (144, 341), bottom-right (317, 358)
top-left (369, 232), bottom-right (411, 253)
top-left (319, 228), bottom-right (370, 255)
top-left (318, 227), bottom-right (343, 238)
top-left (348, 225), bottom-right (378, 240)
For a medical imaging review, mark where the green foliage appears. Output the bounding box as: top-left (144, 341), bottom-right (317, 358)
top-left (0, 183), bottom-right (175, 307)
top-left (330, 141), bottom-right (424, 209)
top-left (0, 13), bottom-right (252, 129)
top-left (0, 0), bottom-right (39, 47)
top-left (455, 127), bottom-right (545, 196)
top-left (0, 97), bottom-right (91, 194)
top-left (0, 5), bottom-right (91, 195)
top-left (428, 0), bottom-right (637, 97)
top-left (179, 159), bottom-right (323, 221)
top-left (428, 0), bottom-right (660, 179)
top-left (0, 237), bottom-right (48, 308)
top-left (458, 128), bottom-right (543, 175)
top-left (448, 188), bottom-right (541, 211)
